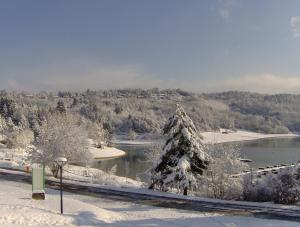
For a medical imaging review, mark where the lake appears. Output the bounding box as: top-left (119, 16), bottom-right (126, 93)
top-left (92, 137), bottom-right (300, 180)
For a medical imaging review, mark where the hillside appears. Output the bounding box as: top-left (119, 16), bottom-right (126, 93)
top-left (0, 89), bottom-right (299, 139)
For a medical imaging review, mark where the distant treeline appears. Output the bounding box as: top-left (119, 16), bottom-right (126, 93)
top-left (1, 89), bottom-right (299, 138)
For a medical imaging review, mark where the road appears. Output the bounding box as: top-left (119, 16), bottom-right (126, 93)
top-left (0, 167), bottom-right (300, 223)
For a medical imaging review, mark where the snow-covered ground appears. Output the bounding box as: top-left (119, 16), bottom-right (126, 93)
top-left (201, 130), bottom-right (298, 144)
top-left (0, 179), bottom-right (299, 227)
top-left (63, 164), bottom-right (143, 188)
top-left (89, 146), bottom-right (126, 160)
top-left (113, 139), bottom-right (154, 145)
top-left (87, 139), bottom-right (126, 160)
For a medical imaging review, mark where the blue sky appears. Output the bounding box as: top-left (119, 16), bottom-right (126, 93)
top-left (1, 0), bottom-right (300, 93)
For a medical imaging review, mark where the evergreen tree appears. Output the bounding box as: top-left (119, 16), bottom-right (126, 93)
top-left (56, 100), bottom-right (66, 114)
top-left (149, 105), bottom-right (209, 195)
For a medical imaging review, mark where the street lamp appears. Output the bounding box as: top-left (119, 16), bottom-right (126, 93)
top-left (54, 157), bottom-right (67, 214)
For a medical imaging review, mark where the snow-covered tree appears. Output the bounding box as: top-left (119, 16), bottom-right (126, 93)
top-left (56, 100), bottom-right (66, 114)
top-left (85, 120), bottom-right (109, 148)
top-left (6, 128), bottom-right (34, 149)
top-left (149, 105), bottom-right (209, 195)
top-left (0, 115), bottom-right (7, 133)
top-left (200, 144), bottom-right (248, 200)
top-left (29, 113), bottom-right (92, 177)
top-left (243, 166), bottom-right (300, 204)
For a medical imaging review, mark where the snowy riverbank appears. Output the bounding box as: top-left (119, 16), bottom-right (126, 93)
top-left (89, 146), bottom-right (126, 160)
top-left (87, 139), bottom-right (126, 160)
top-left (201, 130), bottom-right (299, 144)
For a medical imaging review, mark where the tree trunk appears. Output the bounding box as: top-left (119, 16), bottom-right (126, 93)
top-left (149, 183), bottom-right (154, 190)
top-left (183, 187), bottom-right (188, 196)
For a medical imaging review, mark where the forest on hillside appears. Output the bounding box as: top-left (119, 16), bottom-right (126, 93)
top-left (0, 89), bottom-right (299, 143)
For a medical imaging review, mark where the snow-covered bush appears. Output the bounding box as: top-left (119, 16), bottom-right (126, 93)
top-left (0, 115), bottom-right (7, 133)
top-left (141, 142), bottom-right (164, 182)
top-left (199, 144), bottom-right (248, 200)
top-left (149, 105), bottom-right (209, 195)
top-left (6, 128), bottom-right (34, 149)
top-left (29, 113), bottom-right (92, 177)
top-left (128, 130), bottom-right (137, 140)
top-left (243, 174), bottom-right (273, 202)
top-left (243, 167), bottom-right (300, 204)
top-left (272, 168), bottom-right (300, 204)
top-left (85, 120), bottom-right (109, 148)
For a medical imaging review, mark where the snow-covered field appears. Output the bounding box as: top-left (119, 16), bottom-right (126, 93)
top-left (0, 179), bottom-right (299, 227)
top-left (201, 130), bottom-right (298, 144)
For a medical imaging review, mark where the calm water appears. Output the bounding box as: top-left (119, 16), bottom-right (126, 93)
top-left (239, 137), bottom-right (300, 168)
top-left (93, 137), bottom-right (300, 180)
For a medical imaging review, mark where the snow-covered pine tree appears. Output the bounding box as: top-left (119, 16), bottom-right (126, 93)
top-left (56, 100), bottom-right (66, 114)
top-left (149, 105), bottom-right (209, 195)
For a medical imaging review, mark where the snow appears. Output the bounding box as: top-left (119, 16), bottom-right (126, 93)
top-left (0, 141), bottom-right (141, 189)
top-left (113, 139), bottom-right (153, 145)
top-left (89, 146), bottom-right (126, 160)
top-left (86, 138), bottom-right (126, 160)
top-left (0, 178), bottom-right (299, 226)
top-left (62, 164), bottom-right (143, 188)
top-left (0, 179), bottom-right (122, 226)
top-left (201, 129), bottom-right (298, 144)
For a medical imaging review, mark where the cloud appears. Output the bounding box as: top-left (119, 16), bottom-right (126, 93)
top-left (2, 62), bottom-right (300, 94)
top-left (218, 0), bottom-right (235, 22)
top-left (213, 74), bottom-right (300, 94)
top-left (290, 16), bottom-right (300, 38)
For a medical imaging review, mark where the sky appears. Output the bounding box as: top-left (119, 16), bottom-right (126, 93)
top-left (1, 0), bottom-right (300, 93)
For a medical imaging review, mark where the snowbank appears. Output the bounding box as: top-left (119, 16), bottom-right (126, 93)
top-left (87, 139), bottom-right (126, 159)
top-left (0, 180), bottom-right (122, 226)
top-left (89, 146), bottom-right (126, 160)
top-left (201, 130), bottom-right (298, 144)
top-left (113, 139), bottom-right (154, 145)
top-left (62, 164), bottom-right (143, 188)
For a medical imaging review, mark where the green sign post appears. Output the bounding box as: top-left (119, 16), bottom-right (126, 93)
top-left (32, 163), bottom-right (45, 200)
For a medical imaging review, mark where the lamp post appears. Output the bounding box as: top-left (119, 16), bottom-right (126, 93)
top-left (54, 157), bottom-right (67, 214)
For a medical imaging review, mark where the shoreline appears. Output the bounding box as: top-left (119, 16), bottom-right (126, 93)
top-left (201, 130), bottom-right (299, 144)
top-left (87, 139), bottom-right (126, 160)
top-left (89, 146), bottom-right (126, 160)
top-left (113, 130), bottom-right (299, 146)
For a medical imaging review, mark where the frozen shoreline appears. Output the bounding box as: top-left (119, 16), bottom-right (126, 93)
top-left (201, 130), bottom-right (299, 144)
top-left (87, 138), bottom-right (126, 160)
top-left (89, 146), bottom-right (126, 160)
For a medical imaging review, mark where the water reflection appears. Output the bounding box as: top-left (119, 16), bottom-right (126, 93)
top-left (92, 145), bottom-right (151, 179)
top-left (239, 137), bottom-right (300, 168)
top-left (93, 137), bottom-right (300, 180)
